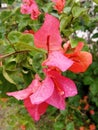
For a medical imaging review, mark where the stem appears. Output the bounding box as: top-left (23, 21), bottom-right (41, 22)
top-left (5, 35), bottom-right (17, 51)
top-left (0, 50), bottom-right (30, 61)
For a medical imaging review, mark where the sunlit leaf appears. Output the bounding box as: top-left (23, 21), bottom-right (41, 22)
top-left (2, 67), bottom-right (16, 85)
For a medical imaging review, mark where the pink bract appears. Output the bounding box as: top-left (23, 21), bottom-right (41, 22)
top-left (51, 0), bottom-right (65, 13)
top-left (34, 14), bottom-right (62, 51)
top-left (42, 51), bottom-right (73, 72)
top-left (24, 97), bottom-right (48, 121)
top-left (21, 0), bottom-right (40, 20)
top-left (64, 42), bottom-right (92, 73)
top-left (6, 69), bottom-right (77, 121)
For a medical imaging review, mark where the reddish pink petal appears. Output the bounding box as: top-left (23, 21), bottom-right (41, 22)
top-left (24, 97), bottom-right (48, 121)
top-left (74, 42), bottom-right (84, 53)
top-left (34, 14), bottom-right (62, 51)
top-left (58, 76), bottom-right (78, 97)
top-left (30, 77), bottom-right (54, 104)
top-left (51, 0), bottom-right (65, 13)
top-left (21, 0), bottom-right (40, 20)
top-left (42, 51), bottom-right (73, 71)
top-left (46, 88), bottom-right (65, 110)
top-left (48, 69), bottom-right (78, 97)
top-left (6, 77), bottom-right (40, 100)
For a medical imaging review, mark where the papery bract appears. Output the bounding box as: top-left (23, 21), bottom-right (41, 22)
top-left (34, 13), bottom-right (62, 51)
top-left (6, 68), bottom-right (77, 120)
top-left (7, 74), bottom-right (41, 100)
top-left (24, 97), bottom-right (48, 121)
top-left (30, 77), bottom-right (54, 104)
top-left (42, 51), bottom-right (73, 72)
top-left (45, 69), bottom-right (78, 109)
top-left (51, 0), bottom-right (65, 13)
top-left (7, 75), bottom-right (52, 121)
top-left (64, 42), bottom-right (92, 73)
top-left (21, 0), bottom-right (40, 20)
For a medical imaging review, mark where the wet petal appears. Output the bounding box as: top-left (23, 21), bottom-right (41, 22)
top-left (48, 69), bottom-right (78, 97)
top-left (6, 77), bottom-right (40, 100)
top-left (34, 14), bottom-right (62, 51)
top-left (24, 97), bottom-right (48, 121)
top-left (46, 88), bottom-right (65, 110)
top-left (42, 51), bottom-right (73, 71)
top-left (30, 77), bottom-right (54, 104)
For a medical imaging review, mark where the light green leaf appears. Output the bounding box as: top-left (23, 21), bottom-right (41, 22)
top-left (8, 31), bottom-right (22, 43)
top-left (72, 6), bottom-right (87, 18)
top-left (66, 122), bottom-right (74, 130)
top-left (70, 37), bottom-right (85, 48)
top-left (63, 7), bottom-right (72, 14)
top-left (2, 67), bottom-right (16, 85)
top-left (19, 34), bottom-right (34, 46)
top-left (60, 14), bottom-right (72, 31)
top-left (15, 42), bottom-right (34, 51)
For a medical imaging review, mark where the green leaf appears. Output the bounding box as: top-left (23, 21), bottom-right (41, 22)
top-left (90, 80), bottom-right (98, 96)
top-left (70, 37), bottom-right (85, 48)
top-left (72, 6), bottom-right (87, 18)
top-left (63, 7), bottom-right (72, 15)
top-left (54, 122), bottom-right (64, 130)
top-left (32, 53), bottom-right (45, 79)
top-left (8, 0), bottom-right (15, 4)
top-left (83, 76), bottom-right (94, 85)
top-left (41, 2), bottom-right (53, 12)
top-left (0, 10), bottom-right (12, 21)
top-left (62, 28), bottom-right (74, 37)
top-left (66, 122), bottom-right (74, 130)
top-left (60, 14), bottom-right (72, 31)
top-left (2, 67), bottom-right (16, 85)
top-left (15, 42), bottom-right (34, 51)
top-left (19, 33), bottom-right (34, 46)
top-left (8, 31), bottom-right (22, 43)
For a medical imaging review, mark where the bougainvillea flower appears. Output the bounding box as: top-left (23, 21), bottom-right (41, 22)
top-left (45, 69), bottom-right (78, 109)
top-left (64, 42), bottom-right (92, 73)
top-left (42, 51), bottom-right (73, 72)
top-left (7, 75), bottom-right (54, 121)
top-left (21, 0), bottom-right (40, 20)
top-left (7, 69), bottom-right (77, 120)
top-left (51, 0), bottom-right (65, 13)
top-left (34, 13), bottom-right (62, 51)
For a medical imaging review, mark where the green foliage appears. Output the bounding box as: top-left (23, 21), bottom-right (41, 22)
top-left (0, 0), bottom-right (98, 130)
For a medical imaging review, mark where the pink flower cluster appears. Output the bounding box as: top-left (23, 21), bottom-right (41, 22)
top-left (21, 0), bottom-right (40, 20)
top-left (21, 0), bottom-right (66, 19)
top-left (7, 1), bottom-right (92, 121)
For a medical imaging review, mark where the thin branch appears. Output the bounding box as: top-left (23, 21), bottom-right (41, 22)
top-left (5, 34), bottom-right (17, 51)
top-left (0, 50), bottom-right (30, 61)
